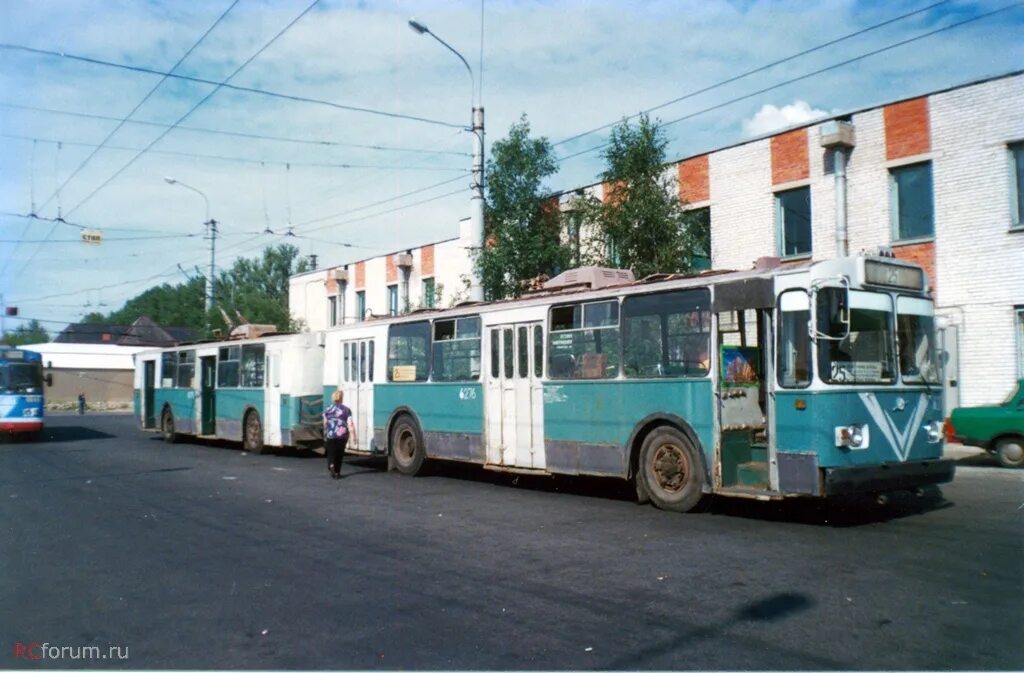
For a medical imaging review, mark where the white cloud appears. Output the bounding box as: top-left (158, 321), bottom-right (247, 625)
top-left (741, 100), bottom-right (830, 138)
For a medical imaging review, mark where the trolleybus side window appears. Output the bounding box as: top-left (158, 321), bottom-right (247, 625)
top-left (517, 326), bottom-right (529, 378)
top-left (342, 343), bottom-right (351, 382)
top-left (161, 352), bottom-right (177, 387)
top-left (432, 316), bottom-right (481, 382)
top-left (177, 351), bottom-right (195, 388)
top-left (503, 328), bottom-right (514, 379)
top-left (777, 290), bottom-right (812, 388)
top-left (240, 345), bottom-right (265, 387)
top-left (490, 329), bottom-right (500, 378)
top-left (533, 325), bottom-right (543, 378)
top-left (622, 289), bottom-right (711, 378)
top-left (387, 321), bottom-right (430, 382)
top-left (818, 290), bottom-right (896, 385)
top-left (368, 340), bottom-right (375, 382)
top-left (359, 342), bottom-right (367, 383)
top-left (548, 299), bottom-right (620, 380)
top-left (217, 346), bottom-right (240, 388)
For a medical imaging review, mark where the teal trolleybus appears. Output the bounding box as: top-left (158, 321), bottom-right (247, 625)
top-left (322, 251), bottom-right (953, 512)
top-left (134, 332), bottom-right (324, 452)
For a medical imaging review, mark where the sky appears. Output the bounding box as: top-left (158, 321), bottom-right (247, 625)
top-left (0, 0), bottom-right (1021, 334)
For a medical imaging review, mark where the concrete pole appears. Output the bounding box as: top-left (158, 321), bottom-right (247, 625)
top-left (469, 106), bottom-right (485, 302)
top-left (207, 219), bottom-right (217, 313)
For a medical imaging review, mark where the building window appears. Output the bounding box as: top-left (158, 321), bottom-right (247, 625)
top-left (1016, 306), bottom-right (1024, 378)
top-left (422, 277), bottom-right (436, 308)
top-left (688, 207), bottom-right (711, 270)
top-left (328, 295), bottom-right (338, 327)
top-left (776, 186), bottom-right (811, 258)
top-left (1011, 142), bottom-right (1024, 230)
top-left (387, 285), bottom-right (398, 316)
top-left (890, 162), bottom-right (934, 241)
top-left (356, 291), bottom-right (366, 322)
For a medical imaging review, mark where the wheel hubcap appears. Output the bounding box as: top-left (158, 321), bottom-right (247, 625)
top-left (1002, 441), bottom-right (1024, 464)
top-left (652, 443), bottom-right (688, 492)
top-left (397, 429), bottom-right (415, 462)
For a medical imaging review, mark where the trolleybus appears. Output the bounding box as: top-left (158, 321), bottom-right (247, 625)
top-left (321, 251), bottom-right (953, 511)
top-left (0, 347), bottom-right (49, 440)
top-left (134, 332), bottom-right (324, 452)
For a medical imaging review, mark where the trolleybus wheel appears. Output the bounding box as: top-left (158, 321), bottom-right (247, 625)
top-left (390, 415), bottom-right (425, 476)
top-left (639, 426), bottom-right (706, 512)
top-left (243, 410), bottom-right (267, 454)
top-left (161, 408), bottom-right (178, 444)
top-left (994, 436), bottom-right (1024, 469)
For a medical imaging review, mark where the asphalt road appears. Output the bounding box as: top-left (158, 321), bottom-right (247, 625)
top-left (2, 414), bottom-right (1022, 670)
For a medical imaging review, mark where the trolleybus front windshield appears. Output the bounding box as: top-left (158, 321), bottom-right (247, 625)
top-left (0, 362), bottom-right (43, 394)
top-left (896, 296), bottom-right (940, 384)
top-left (818, 290), bottom-right (897, 385)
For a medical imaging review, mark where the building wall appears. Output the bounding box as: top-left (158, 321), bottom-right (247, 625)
top-left (48, 368), bottom-right (134, 406)
top-left (289, 72), bottom-right (1024, 406)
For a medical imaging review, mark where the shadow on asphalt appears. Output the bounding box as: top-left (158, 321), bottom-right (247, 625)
top-left (353, 457), bottom-right (954, 527)
top-left (147, 434), bottom-right (324, 459)
top-left (954, 452), bottom-right (1001, 468)
top-left (0, 425), bottom-right (116, 444)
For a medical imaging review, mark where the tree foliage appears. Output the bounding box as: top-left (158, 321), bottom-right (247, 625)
top-left (1, 319), bottom-right (49, 346)
top-left (588, 114), bottom-right (708, 279)
top-left (86, 244), bottom-right (308, 336)
top-left (476, 114), bottom-right (569, 299)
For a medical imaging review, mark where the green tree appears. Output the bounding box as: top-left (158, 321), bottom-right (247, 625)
top-left (103, 277), bottom-right (207, 329)
top-left (590, 114), bottom-right (708, 279)
top-left (1, 319), bottom-right (49, 346)
top-left (476, 114), bottom-right (569, 299)
top-left (208, 243), bottom-right (309, 333)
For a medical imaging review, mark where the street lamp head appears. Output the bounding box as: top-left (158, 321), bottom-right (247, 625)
top-left (163, 176), bottom-right (177, 185)
top-left (408, 18), bottom-right (429, 35)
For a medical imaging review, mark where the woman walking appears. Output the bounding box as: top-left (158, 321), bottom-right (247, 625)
top-left (323, 389), bottom-right (356, 479)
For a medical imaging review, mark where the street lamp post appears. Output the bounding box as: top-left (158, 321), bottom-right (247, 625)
top-left (409, 18), bottom-right (485, 302)
top-left (164, 176), bottom-right (217, 313)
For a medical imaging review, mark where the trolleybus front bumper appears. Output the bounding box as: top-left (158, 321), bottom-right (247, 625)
top-left (823, 458), bottom-right (955, 496)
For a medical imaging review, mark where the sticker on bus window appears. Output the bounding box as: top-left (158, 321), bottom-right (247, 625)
top-left (392, 365), bottom-right (417, 382)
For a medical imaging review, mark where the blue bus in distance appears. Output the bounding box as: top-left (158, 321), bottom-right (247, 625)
top-left (0, 348), bottom-right (50, 440)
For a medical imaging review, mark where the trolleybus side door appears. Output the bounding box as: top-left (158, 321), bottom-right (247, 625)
top-left (486, 323), bottom-right (545, 469)
top-left (264, 348), bottom-right (282, 446)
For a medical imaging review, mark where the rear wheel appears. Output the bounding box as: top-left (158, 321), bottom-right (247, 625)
top-left (243, 410), bottom-right (267, 454)
top-left (994, 436), bottom-right (1024, 469)
top-left (390, 415), bottom-right (425, 476)
top-left (161, 408), bottom-right (178, 444)
top-left (639, 426), bottom-right (706, 512)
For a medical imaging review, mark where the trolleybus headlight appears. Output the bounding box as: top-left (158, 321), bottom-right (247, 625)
top-left (924, 420), bottom-right (943, 444)
top-left (835, 423), bottom-right (868, 449)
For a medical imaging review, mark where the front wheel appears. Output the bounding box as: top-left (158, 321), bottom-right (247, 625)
top-left (161, 408), bottom-right (178, 444)
top-left (994, 436), bottom-right (1024, 468)
top-left (390, 415), bottom-right (425, 476)
top-left (243, 410), bottom-right (268, 454)
top-left (639, 426), bottom-right (707, 512)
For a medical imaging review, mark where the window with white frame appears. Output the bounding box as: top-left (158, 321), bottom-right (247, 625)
top-left (890, 162), bottom-right (934, 241)
top-left (422, 277), bottom-right (436, 308)
top-left (776, 186), bottom-right (811, 258)
top-left (1011, 142), bottom-right (1024, 230)
top-left (387, 285), bottom-right (398, 316)
top-left (328, 295), bottom-right (338, 327)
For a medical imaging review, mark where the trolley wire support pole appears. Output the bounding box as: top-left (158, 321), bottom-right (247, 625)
top-left (205, 218), bottom-right (218, 314)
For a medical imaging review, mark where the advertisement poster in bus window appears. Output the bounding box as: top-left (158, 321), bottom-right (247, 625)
top-left (721, 346), bottom-right (759, 385)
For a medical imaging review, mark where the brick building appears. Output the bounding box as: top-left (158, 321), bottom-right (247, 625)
top-left (290, 70), bottom-right (1024, 409)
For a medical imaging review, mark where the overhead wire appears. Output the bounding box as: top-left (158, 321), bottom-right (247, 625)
top-left (551, 0), bottom-right (953, 149)
top-left (555, 1), bottom-right (1024, 165)
top-left (0, 42), bottom-right (465, 130)
top-left (0, 102), bottom-right (470, 156)
top-left (0, 133), bottom-right (470, 172)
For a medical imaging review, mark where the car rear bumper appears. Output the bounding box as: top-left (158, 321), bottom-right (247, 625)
top-left (824, 459), bottom-right (956, 496)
